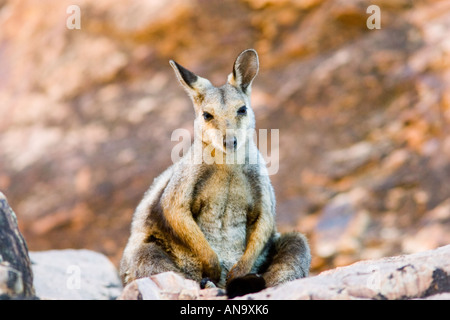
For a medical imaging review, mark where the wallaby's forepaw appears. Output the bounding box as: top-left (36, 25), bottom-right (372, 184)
top-left (200, 277), bottom-right (217, 289)
top-left (202, 252), bottom-right (222, 283)
top-left (226, 274), bottom-right (266, 299)
top-left (227, 260), bottom-right (250, 282)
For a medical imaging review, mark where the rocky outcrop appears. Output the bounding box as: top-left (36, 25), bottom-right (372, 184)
top-left (1, 190), bottom-right (122, 300)
top-left (30, 249), bottom-right (122, 300)
top-left (239, 244), bottom-right (450, 300)
top-left (0, 192), bottom-right (35, 299)
top-left (120, 245), bottom-right (450, 300)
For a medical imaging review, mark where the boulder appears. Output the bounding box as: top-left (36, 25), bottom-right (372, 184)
top-left (119, 245), bottom-right (450, 300)
top-left (119, 271), bottom-right (226, 300)
top-left (238, 244), bottom-right (450, 300)
top-left (0, 192), bottom-right (35, 299)
top-left (30, 249), bottom-right (122, 300)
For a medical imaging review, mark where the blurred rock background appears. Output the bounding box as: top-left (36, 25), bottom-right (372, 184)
top-left (0, 0), bottom-right (449, 274)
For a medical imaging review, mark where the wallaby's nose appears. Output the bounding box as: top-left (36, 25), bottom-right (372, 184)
top-left (223, 136), bottom-right (237, 150)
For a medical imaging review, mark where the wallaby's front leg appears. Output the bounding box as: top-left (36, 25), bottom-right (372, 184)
top-left (162, 197), bottom-right (222, 282)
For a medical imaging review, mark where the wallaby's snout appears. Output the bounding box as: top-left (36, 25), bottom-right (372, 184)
top-left (223, 136), bottom-right (237, 151)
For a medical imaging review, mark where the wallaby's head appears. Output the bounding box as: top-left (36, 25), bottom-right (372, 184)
top-left (170, 49), bottom-right (259, 154)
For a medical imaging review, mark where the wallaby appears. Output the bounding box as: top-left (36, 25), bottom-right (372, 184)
top-left (119, 49), bottom-right (311, 297)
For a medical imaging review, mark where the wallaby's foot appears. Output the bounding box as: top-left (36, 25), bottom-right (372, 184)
top-left (200, 277), bottom-right (217, 289)
top-left (226, 273), bottom-right (266, 299)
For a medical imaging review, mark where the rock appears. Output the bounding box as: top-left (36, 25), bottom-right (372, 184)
top-left (236, 244), bottom-right (450, 300)
top-left (402, 199), bottom-right (450, 254)
top-left (313, 188), bottom-right (371, 266)
top-left (30, 249), bottom-right (122, 300)
top-left (0, 192), bottom-right (35, 299)
top-left (417, 293), bottom-right (450, 300)
top-left (322, 141), bottom-right (392, 179)
top-left (118, 271), bottom-right (226, 300)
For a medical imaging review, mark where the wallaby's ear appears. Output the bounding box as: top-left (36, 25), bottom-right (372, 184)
top-left (170, 60), bottom-right (212, 104)
top-left (228, 49), bottom-right (259, 94)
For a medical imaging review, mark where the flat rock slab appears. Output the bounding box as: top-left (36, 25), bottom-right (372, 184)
top-left (237, 244), bottom-right (450, 300)
top-left (30, 249), bottom-right (122, 300)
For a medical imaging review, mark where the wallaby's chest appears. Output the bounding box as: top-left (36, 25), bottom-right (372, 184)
top-left (193, 168), bottom-right (254, 232)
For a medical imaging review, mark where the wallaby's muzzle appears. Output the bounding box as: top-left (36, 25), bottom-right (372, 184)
top-left (223, 136), bottom-right (237, 151)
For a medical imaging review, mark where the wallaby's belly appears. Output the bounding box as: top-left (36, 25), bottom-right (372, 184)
top-left (199, 206), bottom-right (246, 261)
top-left (194, 170), bottom-right (252, 286)
top-left (197, 205), bottom-right (247, 286)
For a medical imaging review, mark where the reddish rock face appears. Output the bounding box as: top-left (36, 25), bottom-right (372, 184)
top-left (0, 0), bottom-right (449, 273)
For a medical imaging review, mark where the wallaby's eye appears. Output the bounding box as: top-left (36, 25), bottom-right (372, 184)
top-left (203, 112), bottom-right (213, 121)
top-left (237, 106), bottom-right (247, 115)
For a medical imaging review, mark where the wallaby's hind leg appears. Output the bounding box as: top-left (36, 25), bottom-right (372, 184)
top-left (226, 232), bottom-right (310, 298)
top-left (262, 232), bottom-right (311, 287)
top-left (120, 242), bottom-right (181, 285)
